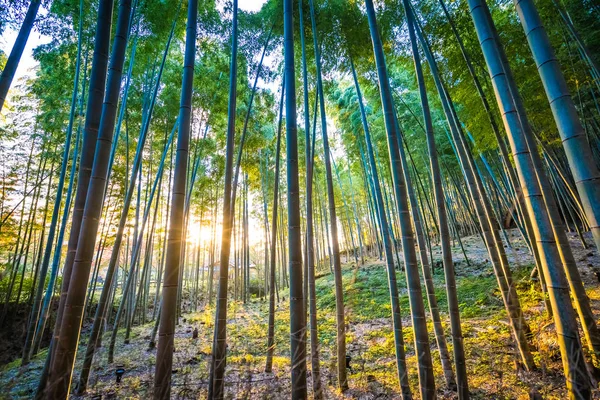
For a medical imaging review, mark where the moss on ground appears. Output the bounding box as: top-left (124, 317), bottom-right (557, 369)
top-left (1, 232), bottom-right (599, 399)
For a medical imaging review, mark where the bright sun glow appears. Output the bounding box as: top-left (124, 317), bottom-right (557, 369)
top-left (187, 221), bottom-right (214, 245)
top-left (186, 213), bottom-right (265, 247)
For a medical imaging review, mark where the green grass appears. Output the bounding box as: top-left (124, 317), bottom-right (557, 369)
top-left (314, 260), bottom-right (523, 323)
top-left (0, 251), bottom-right (562, 399)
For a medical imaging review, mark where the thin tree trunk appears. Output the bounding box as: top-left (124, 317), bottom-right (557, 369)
top-left (364, 1), bottom-right (435, 397)
top-left (468, 2), bottom-right (594, 394)
top-left (47, 1), bottom-right (133, 396)
top-left (351, 59), bottom-right (411, 399)
top-left (78, 121), bottom-right (175, 393)
top-left (284, 0), bottom-right (307, 396)
top-left (265, 80), bottom-right (284, 373)
top-left (154, 0), bottom-right (196, 396)
top-left (308, 6), bottom-right (347, 387)
top-left (105, 12), bottom-right (177, 364)
top-left (22, 4), bottom-right (84, 355)
top-left (43, 1), bottom-right (114, 395)
top-left (0, 0), bottom-right (42, 112)
top-left (208, 1), bottom-right (238, 397)
top-left (414, 10), bottom-right (536, 371)
top-left (514, 0), bottom-right (600, 254)
top-left (404, 8), bottom-right (464, 393)
top-left (299, 1), bottom-right (322, 394)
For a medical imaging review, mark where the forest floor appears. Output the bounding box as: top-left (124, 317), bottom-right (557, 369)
top-left (2, 229), bottom-right (600, 399)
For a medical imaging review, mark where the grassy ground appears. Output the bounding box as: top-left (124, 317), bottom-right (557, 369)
top-left (2, 230), bottom-right (600, 399)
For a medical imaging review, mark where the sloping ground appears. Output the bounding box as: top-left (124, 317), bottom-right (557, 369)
top-left (2, 229), bottom-right (600, 399)
top-left (0, 301), bottom-right (55, 366)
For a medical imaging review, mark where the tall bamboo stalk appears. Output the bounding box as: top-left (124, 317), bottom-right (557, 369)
top-left (351, 59), bottom-right (411, 399)
top-left (154, 0), bottom-right (196, 397)
top-left (364, 0), bottom-right (435, 397)
top-left (308, 0), bottom-right (347, 389)
top-left (400, 2), bottom-right (460, 391)
top-left (299, 1), bottom-right (322, 395)
top-left (0, 0), bottom-right (41, 112)
top-left (514, 0), bottom-right (600, 252)
top-left (208, 1), bottom-right (238, 397)
top-left (44, 0), bottom-right (115, 395)
top-left (468, 1), bottom-right (590, 396)
top-left (284, 0), bottom-right (307, 397)
top-left (265, 80), bottom-right (284, 373)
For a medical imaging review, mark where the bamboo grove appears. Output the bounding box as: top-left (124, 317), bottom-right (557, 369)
top-left (0, 0), bottom-right (600, 398)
